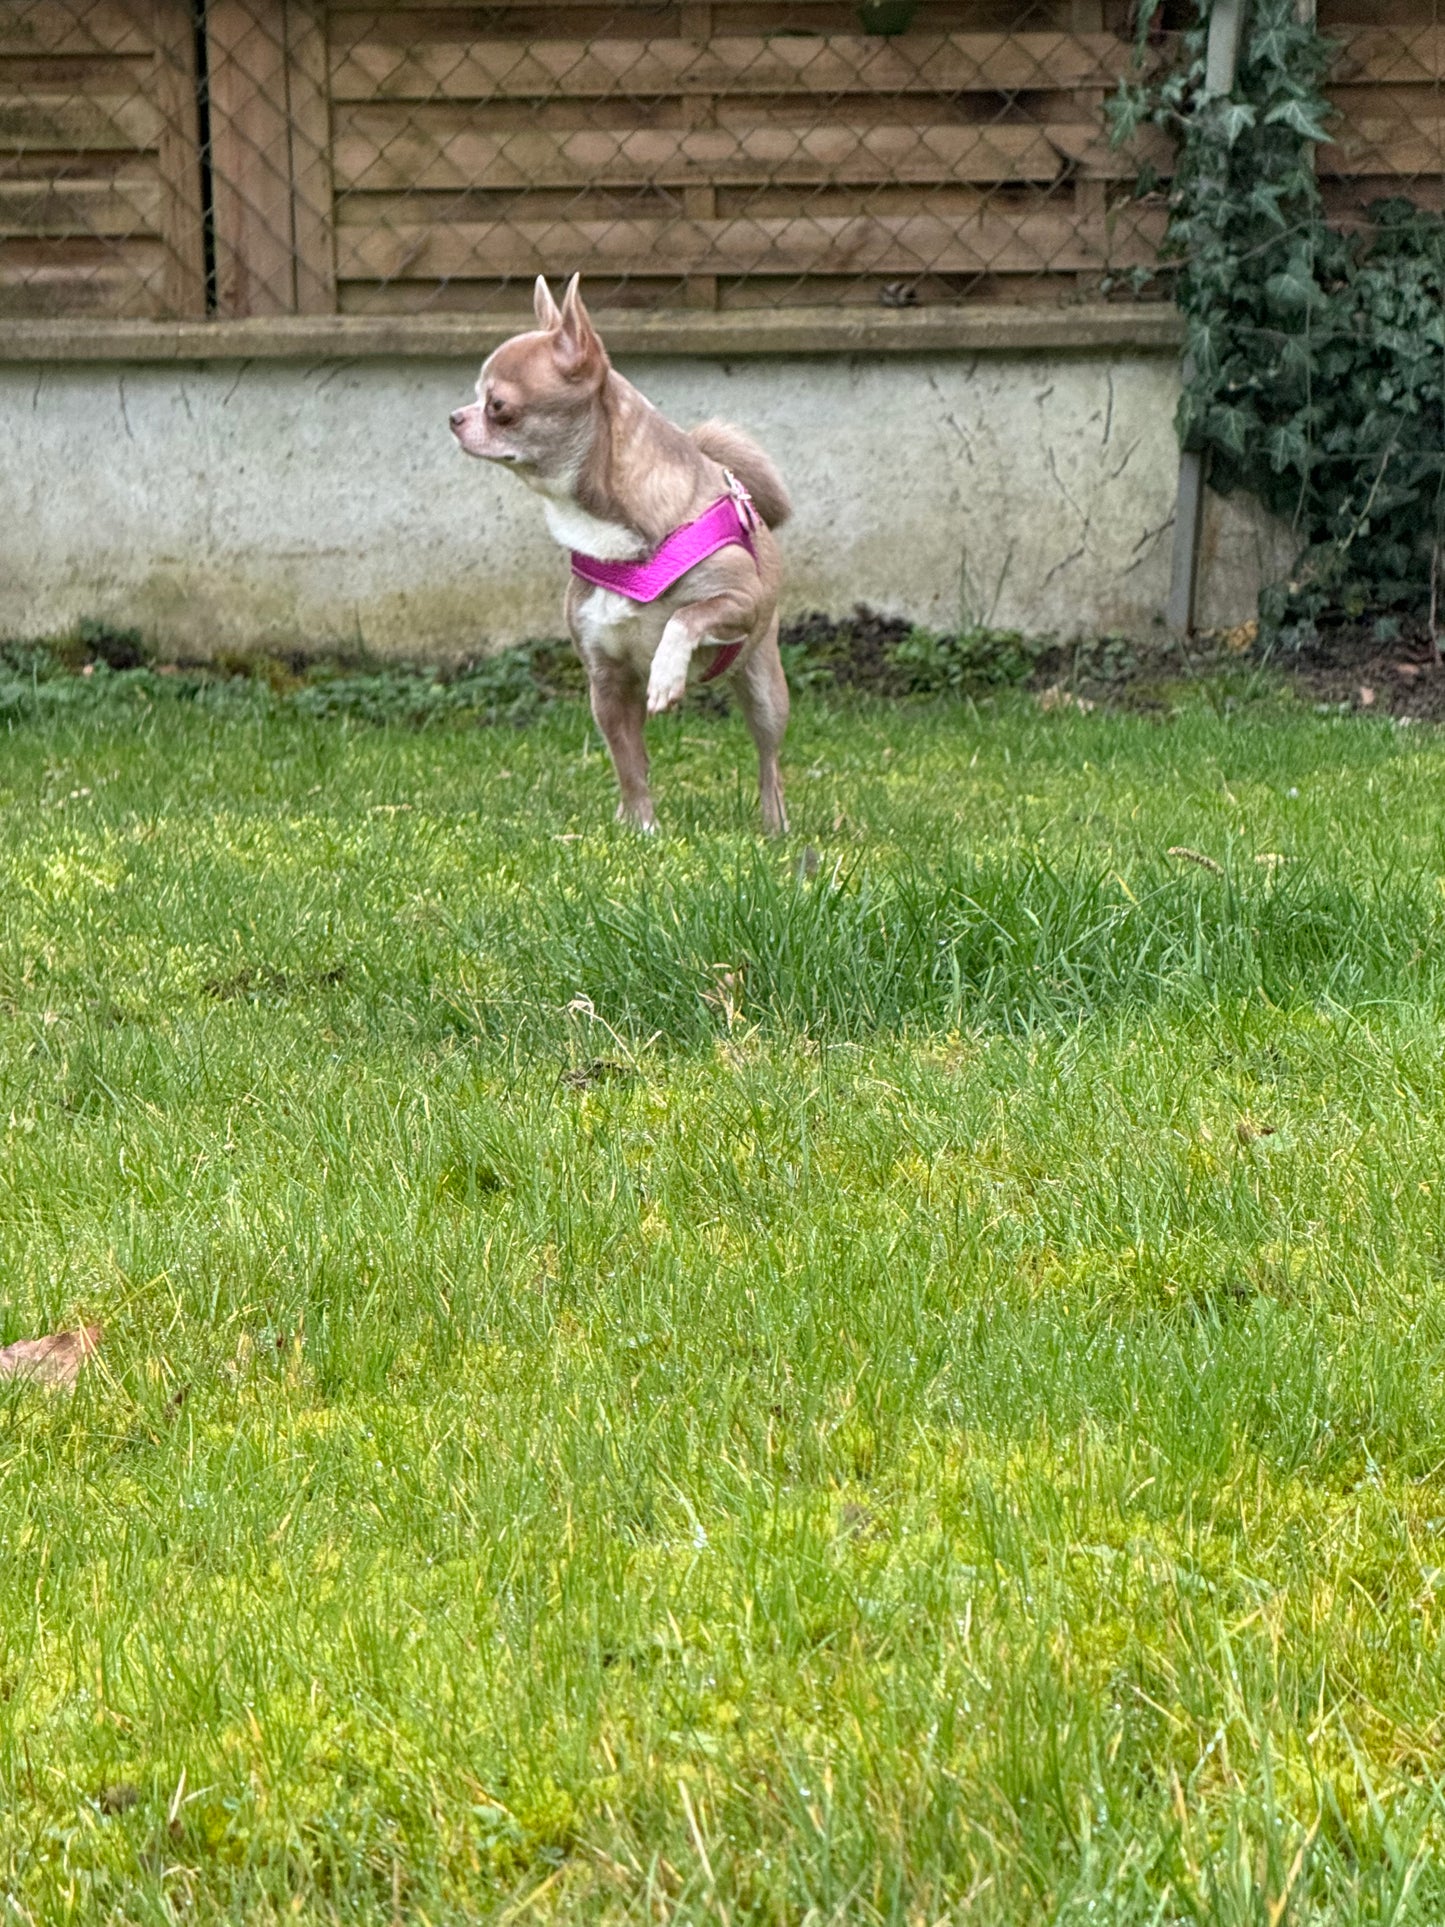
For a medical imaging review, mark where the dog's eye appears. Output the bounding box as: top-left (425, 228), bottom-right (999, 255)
top-left (486, 394), bottom-right (518, 425)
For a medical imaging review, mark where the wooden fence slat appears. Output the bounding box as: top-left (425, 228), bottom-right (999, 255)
top-left (151, 0), bottom-right (207, 315)
top-left (330, 32), bottom-right (1155, 103)
top-left (0, 95), bottom-right (163, 150)
top-left (0, 175), bottom-right (162, 234)
top-left (1320, 120), bottom-right (1445, 173)
top-left (0, 233), bottom-right (163, 310)
top-left (1046, 122), bottom-right (1173, 174)
top-left (1332, 26), bottom-right (1445, 80)
top-left (0, 1), bottom-right (152, 56)
top-left (332, 116), bottom-right (1156, 189)
top-left (208, 0), bottom-right (298, 314)
top-left (335, 206), bottom-right (1166, 280)
top-left (678, 1), bottom-right (716, 309)
top-left (285, 0), bottom-right (337, 311)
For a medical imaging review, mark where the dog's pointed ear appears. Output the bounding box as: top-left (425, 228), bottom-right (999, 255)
top-left (533, 275), bottom-right (562, 330)
top-left (554, 273), bottom-right (604, 379)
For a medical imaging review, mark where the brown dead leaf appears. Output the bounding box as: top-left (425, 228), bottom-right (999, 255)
top-left (561, 1058), bottom-right (632, 1091)
top-left (1359, 685), bottom-right (1376, 707)
top-left (703, 965), bottom-right (747, 1029)
top-left (839, 1502), bottom-right (875, 1538)
top-left (1397, 662), bottom-right (1422, 680)
top-left (1038, 684), bottom-right (1096, 715)
top-left (0, 1325), bottom-right (100, 1390)
top-left (1223, 618), bottom-right (1259, 655)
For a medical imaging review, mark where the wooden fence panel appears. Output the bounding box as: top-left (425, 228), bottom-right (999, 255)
top-left (0, 0), bottom-right (199, 317)
top-left (1, 0), bottom-right (1442, 324)
top-left (325, 7), bottom-right (1165, 313)
top-left (207, 0), bottom-right (335, 314)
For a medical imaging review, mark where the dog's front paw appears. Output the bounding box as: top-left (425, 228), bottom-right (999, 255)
top-left (616, 798), bottom-right (657, 833)
top-left (646, 666), bottom-right (687, 716)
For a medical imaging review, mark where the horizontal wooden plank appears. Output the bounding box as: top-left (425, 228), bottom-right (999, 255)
top-left (1331, 26), bottom-right (1445, 81)
top-left (1328, 80), bottom-right (1445, 117)
top-left (330, 32), bottom-right (1154, 103)
top-left (1321, 116), bottom-right (1445, 174)
top-left (0, 1), bottom-right (152, 56)
top-left (333, 113), bottom-right (1171, 190)
top-left (1319, 0), bottom-right (1444, 25)
top-left (0, 173), bottom-right (161, 232)
top-left (0, 257), bottom-right (161, 316)
top-left (0, 94), bottom-right (163, 150)
top-left (335, 207), bottom-right (1165, 281)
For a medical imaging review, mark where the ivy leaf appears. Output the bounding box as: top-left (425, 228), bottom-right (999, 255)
top-left (1263, 97), bottom-right (1333, 141)
top-left (1106, 80), bottom-right (1150, 144)
top-left (1206, 404), bottom-right (1252, 458)
top-left (1247, 182), bottom-right (1290, 228)
top-left (1142, 0), bottom-right (1443, 628)
top-left (1215, 101), bottom-right (1258, 145)
top-left (1264, 424), bottom-right (1310, 473)
top-left (1264, 265), bottom-right (1320, 314)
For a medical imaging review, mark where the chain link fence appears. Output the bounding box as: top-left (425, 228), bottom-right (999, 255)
top-left (0, 3), bottom-right (1437, 321)
top-left (1315, 0), bottom-right (1444, 225)
top-left (4, 0), bottom-right (1175, 321)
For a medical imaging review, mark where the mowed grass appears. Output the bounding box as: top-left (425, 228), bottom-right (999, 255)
top-left (6, 674), bottom-right (1445, 1921)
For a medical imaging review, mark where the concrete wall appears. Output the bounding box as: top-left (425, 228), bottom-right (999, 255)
top-left (3, 348), bottom-right (1289, 655)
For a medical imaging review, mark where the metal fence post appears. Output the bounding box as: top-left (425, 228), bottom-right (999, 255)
top-left (1166, 0), bottom-right (1246, 634)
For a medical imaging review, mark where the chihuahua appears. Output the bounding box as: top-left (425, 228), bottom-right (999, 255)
top-left (450, 275), bottom-right (792, 833)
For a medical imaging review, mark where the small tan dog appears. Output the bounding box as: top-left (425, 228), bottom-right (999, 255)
top-left (450, 275), bottom-right (792, 833)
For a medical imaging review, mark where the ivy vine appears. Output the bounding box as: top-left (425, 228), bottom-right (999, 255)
top-left (1111, 0), bottom-right (1445, 642)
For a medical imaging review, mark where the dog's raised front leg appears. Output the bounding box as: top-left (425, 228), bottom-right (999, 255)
top-left (589, 666), bottom-right (655, 830)
top-left (646, 593), bottom-right (750, 717)
top-left (736, 621), bottom-right (790, 836)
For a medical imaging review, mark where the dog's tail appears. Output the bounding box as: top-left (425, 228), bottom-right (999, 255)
top-left (690, 420), bottom-right (792, 529)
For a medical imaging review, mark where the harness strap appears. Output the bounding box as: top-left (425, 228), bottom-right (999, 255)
top-left (569, 471), bottom-right (759, 606)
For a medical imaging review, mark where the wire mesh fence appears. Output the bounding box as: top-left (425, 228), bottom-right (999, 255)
top-left (2, 0), bottom-right (1175, 321)
top-left (0, 1), bottom-right (1438, 324)
top-left (1315, 0), bottom-right (1445, 225)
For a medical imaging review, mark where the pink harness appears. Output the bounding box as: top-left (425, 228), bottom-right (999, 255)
top-left (570, 471), bottom-right (760, 683)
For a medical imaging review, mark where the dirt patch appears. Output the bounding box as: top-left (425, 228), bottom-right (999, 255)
top-left (779, 606), bottom-right (918, 695)
top-left (1285, 619), bottom-right (1445, 721)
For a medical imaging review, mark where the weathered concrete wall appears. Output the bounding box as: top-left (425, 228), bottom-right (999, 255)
top-left (2, 350), bottom-right (1288, 654)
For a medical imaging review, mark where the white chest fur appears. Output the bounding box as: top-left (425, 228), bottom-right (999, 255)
top-left (573, 585), bottom-right (668, 674)
top-left (539, 493), bottom-right (645, 561)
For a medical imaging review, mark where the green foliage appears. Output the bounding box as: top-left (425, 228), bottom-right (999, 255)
top-left (290, 641), bottom-right (585, 727)
top-left (779, 608), bottom-right (1045, 695)
top-left (1112, 0), bottom-right (1445, 638)
top-left (888, 622), bottom-right (1043, 694)
top-left (2, 620), bottom-right (1044, 726)
top-left (0, 639), bottom-right (590, 728)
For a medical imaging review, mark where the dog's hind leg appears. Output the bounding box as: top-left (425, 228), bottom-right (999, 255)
top-left (736, 623), bottom-right (790, 836)
top-left (589, 666), bottom-right (655, 831)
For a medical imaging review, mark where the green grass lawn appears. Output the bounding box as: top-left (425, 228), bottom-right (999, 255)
top-left (6, 670), bottom-right (1445, 1922)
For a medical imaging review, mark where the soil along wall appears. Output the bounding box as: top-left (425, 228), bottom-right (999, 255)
top-left (2, 347), bottom-right (1287, 654)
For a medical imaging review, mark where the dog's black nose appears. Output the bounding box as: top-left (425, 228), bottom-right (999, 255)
top-left (449, 409), bottom-right (466, 430)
